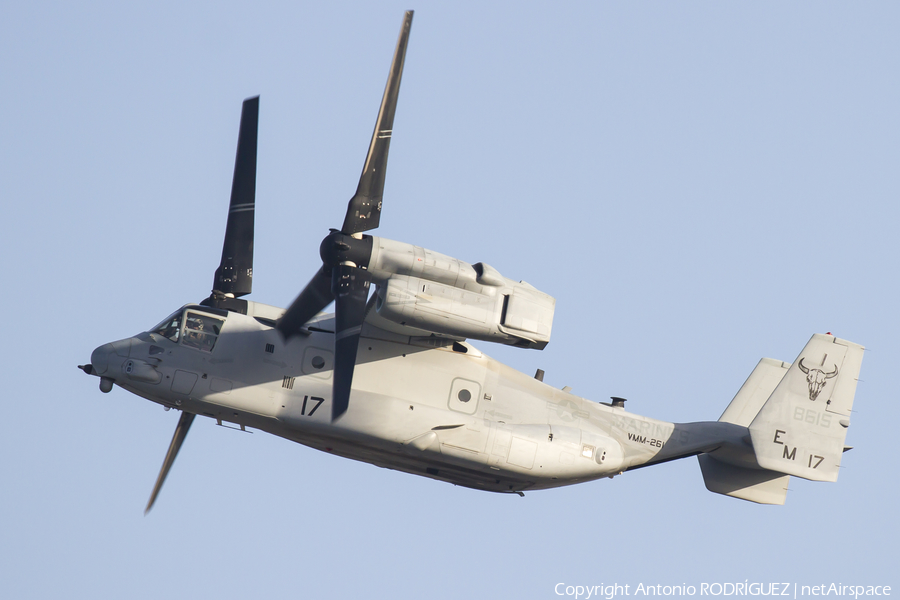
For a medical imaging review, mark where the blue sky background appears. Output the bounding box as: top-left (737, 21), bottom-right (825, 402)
top-left (2, 2), bottom-right (898, 598)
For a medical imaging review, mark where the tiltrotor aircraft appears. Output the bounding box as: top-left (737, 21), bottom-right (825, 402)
top-left (80, 11), bottom-right (864, 512)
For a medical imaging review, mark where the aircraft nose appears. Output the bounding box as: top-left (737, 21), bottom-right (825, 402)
top-left (90, 343), bottom-right (115, 375)
top-left (91, 337), bottom-right (133, 375)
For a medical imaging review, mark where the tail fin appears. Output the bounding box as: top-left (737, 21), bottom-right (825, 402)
top-left (719, 357), bottom-right (790, 427)
top-left (748, 333), bottom-right (864, 482)
top-left (700, 358), bottom-right (792, 504)
top-left (699, 335), bottom-right (864, 504)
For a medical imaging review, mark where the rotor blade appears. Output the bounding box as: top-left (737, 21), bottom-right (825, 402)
top-left (212, 96), bottom-right (259, 298)
top-left (331, 265), bottom-right (371, 420)
top-left (276, 266), bottom-right (335, 339)
top-left (145, 411), bottom-right (195, 514)
top-left (341, 11), bottom-right (413, 235)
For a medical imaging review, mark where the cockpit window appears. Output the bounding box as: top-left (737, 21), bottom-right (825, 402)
top-left (182, 312), bottom-right (225, 353)
top-left (150, 308), bottom-right (226, 352)
top-left (151, 310), bottom-right (184, 343)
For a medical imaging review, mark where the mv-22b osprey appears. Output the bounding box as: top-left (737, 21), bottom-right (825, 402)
top-left (80, 12), bottom-right (864, 512)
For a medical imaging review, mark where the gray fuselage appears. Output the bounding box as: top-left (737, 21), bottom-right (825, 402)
top-left (90, 302), bottom-right (732, 494)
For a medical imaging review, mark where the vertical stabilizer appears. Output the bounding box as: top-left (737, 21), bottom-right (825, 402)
top-left (719, 357), bottom-right (789, 427)
top-left (749, 334), bottom-right (864, 482)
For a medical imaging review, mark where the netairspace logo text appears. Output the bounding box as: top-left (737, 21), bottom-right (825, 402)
top-left (553, 583), bottom-right (892, 600)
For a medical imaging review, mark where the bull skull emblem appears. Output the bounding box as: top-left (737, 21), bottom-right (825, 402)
top-left (797, 358), bottom-right (839, 401)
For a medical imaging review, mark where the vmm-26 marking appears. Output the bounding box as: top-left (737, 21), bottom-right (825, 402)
top-left (627, 433), bottom-right (665, 448)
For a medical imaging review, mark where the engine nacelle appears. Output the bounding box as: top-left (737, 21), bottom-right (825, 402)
top-left (368, 238), bottom-right (555, 349)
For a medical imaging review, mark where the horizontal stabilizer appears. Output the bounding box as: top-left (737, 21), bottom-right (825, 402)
top-left (749, 334), bottom-right (864, 482)
top-left (698, 454), bottom-right (789, 505)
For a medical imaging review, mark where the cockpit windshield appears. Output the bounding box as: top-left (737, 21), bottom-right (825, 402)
top-left (152, 310), bottom-right (184, 343)
top-left (150, 308), bottom-right (226, 352)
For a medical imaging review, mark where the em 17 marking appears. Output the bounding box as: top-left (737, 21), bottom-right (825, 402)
top-left (772, 429), bottom-right (825, 468)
